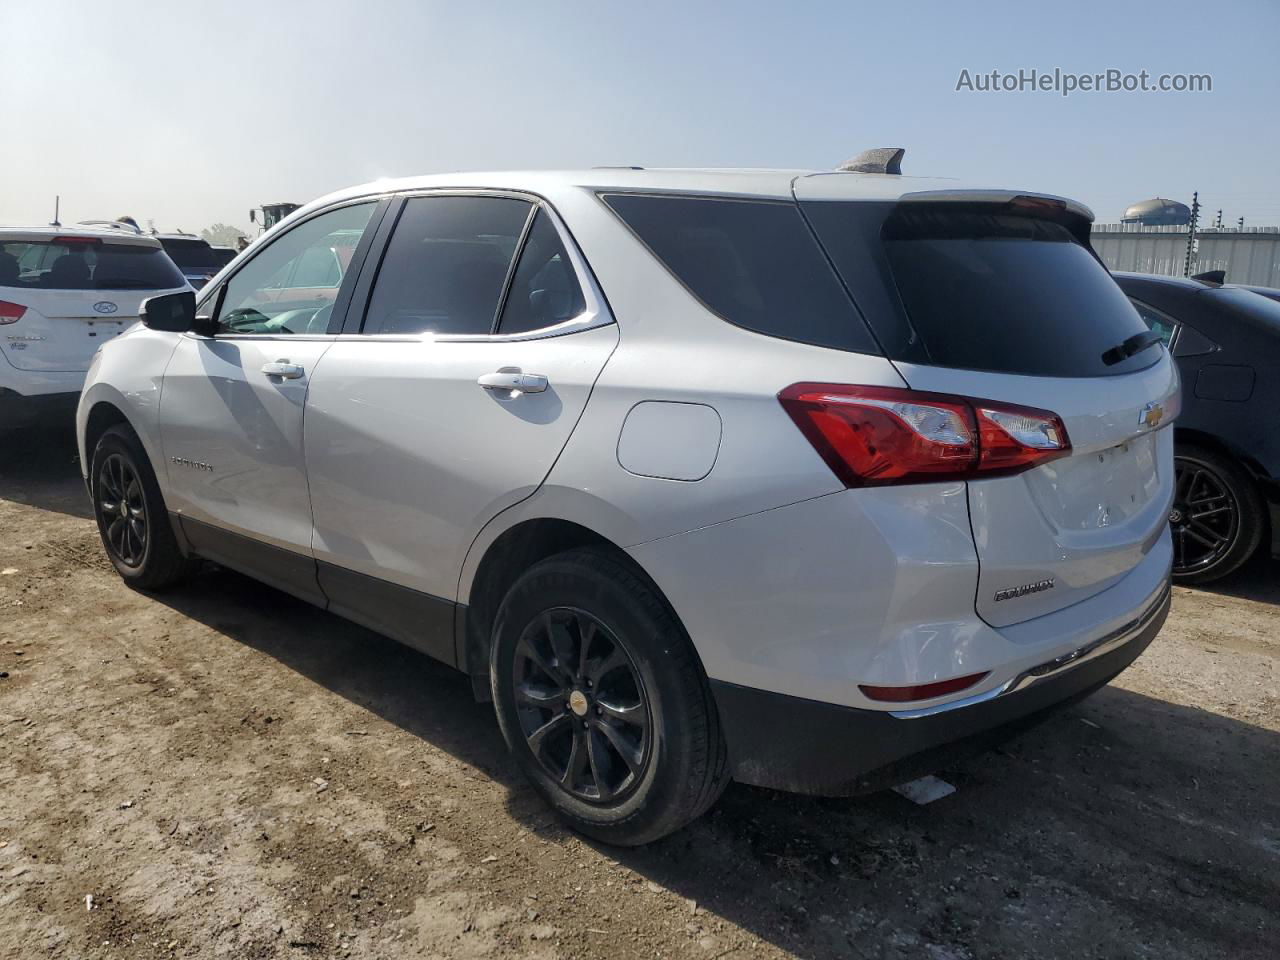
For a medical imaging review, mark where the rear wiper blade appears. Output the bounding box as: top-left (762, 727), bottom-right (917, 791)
top-left (1101, 330), bottom-right (1162, 366)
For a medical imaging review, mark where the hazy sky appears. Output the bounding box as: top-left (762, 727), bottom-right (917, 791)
top-left (4, 0), bottom-right (1278, 235)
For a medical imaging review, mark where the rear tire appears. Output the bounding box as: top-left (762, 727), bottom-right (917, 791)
top-left (90, 425), bottom-right (196, 590)
top-left (490, 548), bottom-right (729, 846)
top-left (1171, 443), bottom-right (1265, 584)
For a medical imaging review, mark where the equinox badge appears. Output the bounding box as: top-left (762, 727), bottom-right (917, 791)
top-left (994, 578), bottom-right (1056, 602)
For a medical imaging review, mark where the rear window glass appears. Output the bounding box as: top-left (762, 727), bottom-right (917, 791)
top-left (0, 239), bottom-right (187, 291)
top-left (602, 194), bottom-right (879, 354)
top-left (159, 238), bottom-right (217, 269)
top-left (806, 203), bottom-right (1157, 377)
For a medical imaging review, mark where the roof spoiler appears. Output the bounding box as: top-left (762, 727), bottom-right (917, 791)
top-left (837, 147), bottom-right (904, 175)
top-left (1191, 269), bottom-right (1226, 287)
top-left (897, 189), bottom-right (1095, 223)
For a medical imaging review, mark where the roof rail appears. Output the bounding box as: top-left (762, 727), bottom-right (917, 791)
top-left (837, 147), bottom-right (904, 175)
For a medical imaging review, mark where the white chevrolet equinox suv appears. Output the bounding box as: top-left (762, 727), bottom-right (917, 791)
top-left (78, 154), bottom-right (1178, 845)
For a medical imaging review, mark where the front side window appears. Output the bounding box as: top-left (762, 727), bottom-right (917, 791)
top-left (213, 202), bottom-right (375, 336)
top-left (363, 196), bottom-right (532, 336)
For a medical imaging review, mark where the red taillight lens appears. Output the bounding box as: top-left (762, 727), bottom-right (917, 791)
top-left (779, 383), bottom-right (1070, 487)
top-left (974, 403), bottom-right (1070, 473)
top-left (859, 671), bottom-right (990, 703)
top-left (0, 300), bottom-right (27, 325)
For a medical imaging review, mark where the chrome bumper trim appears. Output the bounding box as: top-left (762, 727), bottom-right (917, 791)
top-left (889, 581), bottom-right (1171, 720)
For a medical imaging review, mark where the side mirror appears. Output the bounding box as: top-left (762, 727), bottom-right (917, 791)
top-left (140, 291), bottom-right (196, 332)
top-left (249, 209), bottom-right (256, 223)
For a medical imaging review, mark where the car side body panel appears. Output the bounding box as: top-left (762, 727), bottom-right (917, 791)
top-left (76, 324), bottom-right (183, 481)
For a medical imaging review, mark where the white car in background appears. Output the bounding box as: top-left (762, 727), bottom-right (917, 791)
top-left (77, 156), bottom-right (1178, 845)
top-left (1, 226), bottom-right (189, 426)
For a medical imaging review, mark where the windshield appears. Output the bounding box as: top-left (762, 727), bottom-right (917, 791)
top-left (0, 239), bottom-right (188, 291)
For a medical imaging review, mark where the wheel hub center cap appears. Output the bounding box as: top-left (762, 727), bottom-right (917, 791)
top-left (568, 689), bottom-right (589, 717)
top-left (1170, 506), bottom-right (1185, 525)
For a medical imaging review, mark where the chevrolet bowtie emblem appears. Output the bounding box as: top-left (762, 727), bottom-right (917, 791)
top-left (1140, 402), bottom-right (1165, 429)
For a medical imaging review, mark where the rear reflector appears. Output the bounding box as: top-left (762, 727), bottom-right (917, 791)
top-left (0, 300), bottom-right (27, 324)
top-left (859, 671), bottom-right (989, 703)
top-left (778, 383), bottom-right (1070, 486)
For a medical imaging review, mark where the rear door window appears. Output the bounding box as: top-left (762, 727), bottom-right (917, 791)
top-left (0, 239), bottom-right (187, 291)
top-left (602, 194), bottom-right (879, 354)
top-left (363, 196), bottom-right (532, 336)
top-left (804, 202), bottom-right (1157, 377)
top-left (1129, 298), bottom-right (1178, 346)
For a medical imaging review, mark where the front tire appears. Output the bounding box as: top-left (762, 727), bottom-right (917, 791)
top-left (90, 425), bottom-right (195, 590)
top-left (490, 548), bottom-right (728, 846)
top-left (1171, 443), bottom-right (1265, 584)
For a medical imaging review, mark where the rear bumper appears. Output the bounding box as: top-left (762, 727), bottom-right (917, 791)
top-left (0, 388), bottom-right (79, 426)
top-left (711, 585), bottom-right (1169, 796)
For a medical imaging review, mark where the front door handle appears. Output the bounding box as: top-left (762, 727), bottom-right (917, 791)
top-left (477, 370), bottom-right (548, 395)
top-left (262, 359), bottom-right (305, 380)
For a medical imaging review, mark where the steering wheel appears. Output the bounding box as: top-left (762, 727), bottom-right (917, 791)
top-left (306, 302), bottom-right (334, 333)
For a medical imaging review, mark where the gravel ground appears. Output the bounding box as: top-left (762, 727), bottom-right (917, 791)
top-left (1, 427), bottom-right (1277, 960)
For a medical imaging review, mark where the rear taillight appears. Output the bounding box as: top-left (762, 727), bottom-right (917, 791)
top-left (778, 383), bottom-right (1070, 487)
top-left (0, 300), bottom-right (27, 325)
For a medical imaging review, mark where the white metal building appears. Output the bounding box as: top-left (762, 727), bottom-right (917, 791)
top-left (1091, 223), bottom-right (1280, 287)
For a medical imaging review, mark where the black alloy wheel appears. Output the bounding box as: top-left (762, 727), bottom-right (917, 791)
top-left (1170, 445), bottom-right (1265, 584)
top-left (97, 453), bottom-right (148, 567)
top-left (511, 607), bottom-right (651, 804)
top-left (90, 424), bottom-right (196, 590)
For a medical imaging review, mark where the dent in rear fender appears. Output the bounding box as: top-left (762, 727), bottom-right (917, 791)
top-left (626, 483), bottom-right (990, 711)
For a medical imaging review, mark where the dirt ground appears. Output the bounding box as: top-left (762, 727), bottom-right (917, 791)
top-left (1, 427), bottom-right (1276, 960)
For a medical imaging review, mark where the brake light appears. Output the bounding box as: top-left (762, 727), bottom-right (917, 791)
top-left (54, 236), bottom-right (101, 246)
top-left (859, 671), bottom-right (989, 703)
top-left (778, 383), bottom-right (1070, 487)
top-left (0, 300), bottom-right (27, 324)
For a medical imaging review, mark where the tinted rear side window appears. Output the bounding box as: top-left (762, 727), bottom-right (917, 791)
top-left (0, 239), bottom-right (187, 291)
top-left (603, 194), bottom-right (879, 354)
top-left (497, 210), bottom-right (586, 335)
top-left (806, 202), bottom-right (1155, 377)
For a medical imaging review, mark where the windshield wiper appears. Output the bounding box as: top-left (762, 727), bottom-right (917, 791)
top-left (1101, 330), bottom-right (1163, 366)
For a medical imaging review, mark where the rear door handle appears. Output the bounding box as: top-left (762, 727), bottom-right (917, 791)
top-left (477, 370), bottom-right (548, 394)
top-left (262, 359), bottom-right (305, 380)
